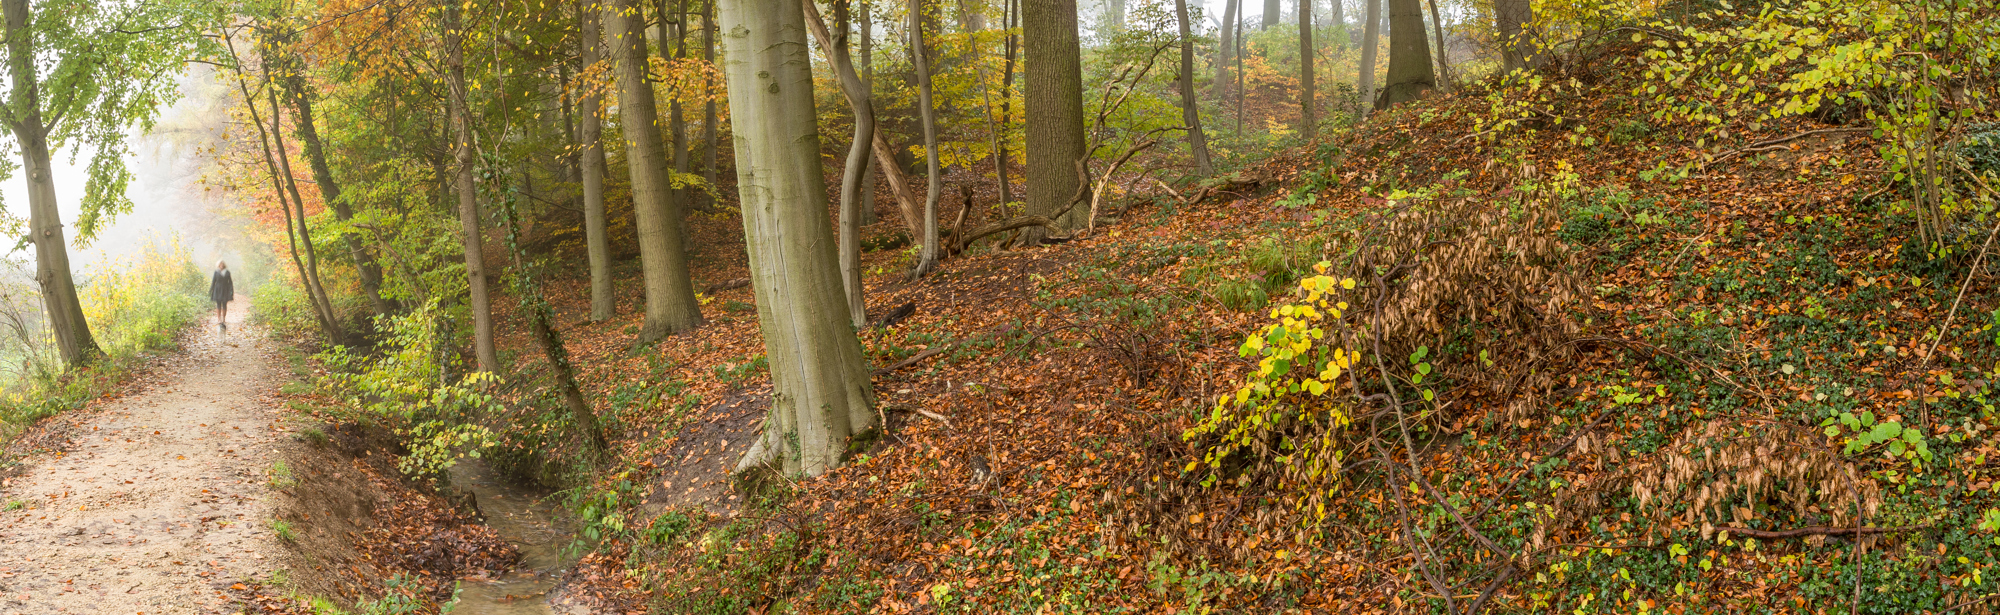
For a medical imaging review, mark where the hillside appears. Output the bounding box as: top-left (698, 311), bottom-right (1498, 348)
top-left (399, 38), bottom-right (2000, 614)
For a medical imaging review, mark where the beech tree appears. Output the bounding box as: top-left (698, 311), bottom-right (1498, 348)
top-left (1298, 0), bottom-right (1315, 139)
top-left (1376, 0), bottom-right (1433, 108)
top-left (1355, 0), bottom-right (1381, 114)
top-left (719, 0), bottom-right (876, 478)
top-left (607, 0), bottom-right (704, 341)
top-left (0, 0), bottom-right (205, 365)
top-left (579, 2), bottom-right (614, 321)
top-left (802, 0), bottom-right (874, 326)
top-left (1494, 0), bottom-right (1538, 71)
top-left (442, 0), bottom-right (499, 372)
top-left (1173, 0), bottom-right (1212, 174)
top-left (910, 0), bottom-right (943, 277)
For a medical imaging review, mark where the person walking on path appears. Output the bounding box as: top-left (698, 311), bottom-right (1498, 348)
top-left (210, 260), bottom-right (235, 332)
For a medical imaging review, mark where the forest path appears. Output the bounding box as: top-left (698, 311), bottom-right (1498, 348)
top-left (0, 298), bottom-right (295, 614)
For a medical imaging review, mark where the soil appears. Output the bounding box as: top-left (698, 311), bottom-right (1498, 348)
top-left (0, 300), bottom-right (293, 614)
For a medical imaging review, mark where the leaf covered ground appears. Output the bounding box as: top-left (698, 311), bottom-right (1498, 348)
top-left (403, 39), bottom-right (2000, 614)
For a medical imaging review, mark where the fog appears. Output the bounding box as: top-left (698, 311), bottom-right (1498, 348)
top-left (0, 66), bottom-right (249, 282)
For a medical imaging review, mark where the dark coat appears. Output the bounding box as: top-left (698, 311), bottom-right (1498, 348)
top-left (210, 270), bottom-right (234, 304)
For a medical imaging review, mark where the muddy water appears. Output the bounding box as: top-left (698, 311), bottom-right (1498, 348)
top-left (447, 460), bottom-right (572, 615)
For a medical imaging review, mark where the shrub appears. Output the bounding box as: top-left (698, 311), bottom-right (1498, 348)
top-left (0, 234), bottom-right (206, 445)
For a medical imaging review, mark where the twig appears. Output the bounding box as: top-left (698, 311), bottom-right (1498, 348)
top-left (1944, 592), bottom-right (2000, 614)
top-left (873, 345), bottom-right (952, 375)
top-left (1710, 524), bottom-right (1927, 540)
top-left (1464, 564), bottom-right (1515, 615)
top-left (1716, 127), bottom-right (1871, 161)
top-left (1921, 162), bottom-right (2000, 365)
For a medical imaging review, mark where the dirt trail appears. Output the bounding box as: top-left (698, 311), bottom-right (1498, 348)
top-left (0, 299), bottom-right (293, 614)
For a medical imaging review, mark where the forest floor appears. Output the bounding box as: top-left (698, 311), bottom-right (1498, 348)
top-left (490, 42), bottom-right (2000, 614)
top-left (0, 301), bottom-right (293, 614)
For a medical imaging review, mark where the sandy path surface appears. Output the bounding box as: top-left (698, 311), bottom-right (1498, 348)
top-left (0, 299), bottom-right (293, 614)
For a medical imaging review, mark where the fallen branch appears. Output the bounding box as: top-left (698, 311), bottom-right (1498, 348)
top-left (703, 278), bottom-right (750, 294)
top-left (1718, 126), bottom-right (1872, 161)
top-left (874, 344), bottom-right (951, 375)
top-left (1087, 139), bottom-right (1158, 233)
top-left (1710, 525), bottom-right (1928, 540)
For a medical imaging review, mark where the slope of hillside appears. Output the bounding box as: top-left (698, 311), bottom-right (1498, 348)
top-left (315, 37), bottom-right (2000, 615)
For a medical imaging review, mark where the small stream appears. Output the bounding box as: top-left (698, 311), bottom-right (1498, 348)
top-left (446, 460), bottom-right (573, 615)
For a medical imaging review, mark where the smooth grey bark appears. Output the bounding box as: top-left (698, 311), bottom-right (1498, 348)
top-left (444, 1), bottom-right (499, 372)
top-left (703, 0), bottom-right (719, 212)
top-left (1174, 0), bottom-right (1213, 174)
top-left (1235, 4), bottom-right (1244, 135)
top-left (580, 3), bottom-right (614, 321)
top-left (1375, 0), bottom-right (1433, 109)
top-left (1262, 0), bottom-right (1278, 28)
top-left (1022, 0), bottom-right (1086, 243)
top-left (1298, 0), bottom-right (1315, 140)
top-left (718, 0), bottom-right (877, 479)
top-left (1493, 0), bottom-right (1536, 71)
top-left (858, 0), bottom-right (879, 226)
top-left (1354, 0), bottom-right (1381, 116)
top-left (802, 0), bottom-right (872, 326)
top-left (669, 0), bottom-right (691, 219)
top-left (1212, 0), bottom-right (1236, 96)
top-left (910, 0), bottom-right (942, 277)
top-left (1328, 0), bottom-right (1346, 50)
top-left (1425, 0), bottom-right (1448, 90)
top-left (608, 0), bottom-right (705, 340)
top-left (2, 0), bottom-right (97, 365)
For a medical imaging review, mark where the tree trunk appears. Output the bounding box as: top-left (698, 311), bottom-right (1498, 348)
top-left (974, 0), bottom-right (1012, 224)
top-left (2, 0), bottom-right (98, 366)
top-left (669, 0), bottom-right (692, 218)
top-left (1212, 0), bottom-right (1237, 97)
top-left (1493, 0), bottom-right (1535, 72)
top-left (1107, 0), bottom-right (1123, 31)
top-left (1174, 0), bottom-right (1213, 174)
top-left (1329, 0), bottom-right (1346, 50)
top-left (1298, 0), bottom-right (1315, 140)
top-left (1375, 0), bottom-right (1433, 109)
top-left (1425, 0), bottom-right (1448, 91)
top-left (266, 79), bottom-right (345, 346)
top-left (1262, 0), bottom-right (1279, 28)
top-left (498, 181), bottom-right (609, 460)
top-left (221, 34), bottom-right (337, 344)
top-left (910, 0), bottom-right (943, 277)
top-left (801, 0), bottom-right (872, 326)
top-left (1022, 0), bottom-right (1086, 244)
top-left (871, 128), bottom-right (926, 233)
top-left (718, 0), bottom-right (877, 479)
top-left (444, 1), bottom-right (499, 372)
top-left (580, 2), bottom-right (614, 321)
top-left (1354, 0), bottom-right (1382, 116)
top-left (998, 0), bottom-right (1018, 211)
top-left (703, 0), bottom-right (720, 212)
top-left (608, 0), bottom-right (706, 341)
top-left (858, 0), bottom-right (879, 226)
top-left (276, 39), bottom-right (392, 320)
top-left (1235, 4), bottom-right (1245, 136)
